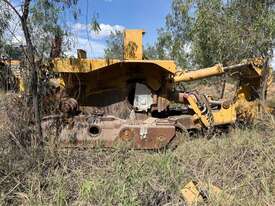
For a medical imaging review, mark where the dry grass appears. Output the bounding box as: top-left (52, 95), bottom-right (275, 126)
top-left (267, 83), bottom-right (275, 108)
top-left (0, 93), bottom-right (275, 206)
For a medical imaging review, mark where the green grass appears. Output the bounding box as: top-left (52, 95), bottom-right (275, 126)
top-left (0, 127), bottom-right (274, 206)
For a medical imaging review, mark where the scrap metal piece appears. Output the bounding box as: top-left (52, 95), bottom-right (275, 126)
top-left (181, 181), bottom-right (204, 205)
top-left (181, 181), bottom-right (233, 206)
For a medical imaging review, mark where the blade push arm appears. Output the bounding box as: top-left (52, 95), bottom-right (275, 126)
top-left (174, 64), bottom-right (224, 82)
top-left (173, 58), bottom-right (268, 83)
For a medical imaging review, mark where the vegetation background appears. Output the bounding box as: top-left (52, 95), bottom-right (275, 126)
top-left (0, 0), bottom-right (275, 205)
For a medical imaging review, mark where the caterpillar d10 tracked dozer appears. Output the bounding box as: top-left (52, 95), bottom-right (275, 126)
top-left (45, 29), bottom-right (273, 149)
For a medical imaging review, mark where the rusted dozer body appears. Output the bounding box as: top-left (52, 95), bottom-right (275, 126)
top-left (47, 29), bottom-right (273, 149)
top-left (59, 115), bottom-right (176, 149)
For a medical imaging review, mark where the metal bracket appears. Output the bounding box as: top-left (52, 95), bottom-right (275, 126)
top-left (140, 127), bottom-right (148, 139)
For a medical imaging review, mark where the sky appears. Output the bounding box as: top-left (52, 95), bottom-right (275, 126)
top-left (6, 0), bottom-right (275, 68)
top-left (65, 0), bottom-right (172, 58)
top-left (61, 0), bottom-right (275, 68)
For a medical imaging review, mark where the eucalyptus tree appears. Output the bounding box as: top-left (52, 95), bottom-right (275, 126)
top-left (104, 30), bottom-right (124, 59)
top-left (2, 0), bottom-right (80, 142)
top-left (156, 0), bottom-right (275, 68)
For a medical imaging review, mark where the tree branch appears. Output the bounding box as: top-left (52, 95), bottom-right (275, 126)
top-left (4, 0), bottom-right (43, 140)
top-left (22, 0), bottom-right (31, 21)
top-left (2, 0), bottom-right (22, 20)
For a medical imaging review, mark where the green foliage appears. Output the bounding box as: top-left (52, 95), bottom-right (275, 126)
top-left (2, 45), bottom-right (22, 59)
top-left (90, 15), bottom-right (101, 33)
top-left (143, 30), bottom-right (175, 60)
top-left (29, 0), bottom-right (79, 58)
top-left (104, 30), bottom-right (124, 59)
top-left (1, 0), bottom-right (81, 59)
top-left (104, 30), bottom-right (173, 60)
top-left (156, 0), bottom-right (275, 68)
top-left (143, 45), bottom-right (160, 59)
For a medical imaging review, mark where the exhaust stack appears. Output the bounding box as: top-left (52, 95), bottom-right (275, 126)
top-left (123, 29), bottom-right (144, 60)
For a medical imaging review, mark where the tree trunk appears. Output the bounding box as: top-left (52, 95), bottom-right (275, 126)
top-left (21, 1), bottom-right (43, 143)
top-left (3, 0), bottom-right (43, 144)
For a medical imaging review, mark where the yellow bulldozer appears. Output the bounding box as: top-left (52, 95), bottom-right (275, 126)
top-left (44, 29), bottom-right (273, 149)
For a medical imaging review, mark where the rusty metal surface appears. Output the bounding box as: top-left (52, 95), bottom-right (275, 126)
top-left (181, 181), bottom-right (233, 205)
top-left (60, 98), bottom-right (79, 113)
top-left (123, 30), bottom-right (144, 60)
top-left (117, 125), bottom-right (175, 149)
top-left (57, 116), bottom-right (176, 149)
top-left (173, 115), bottom-right (201, 130)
